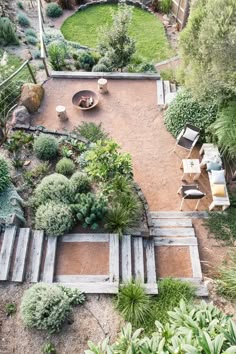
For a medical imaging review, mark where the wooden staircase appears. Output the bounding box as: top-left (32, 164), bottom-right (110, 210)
top-left (157, 79), bottom-right (177, 106)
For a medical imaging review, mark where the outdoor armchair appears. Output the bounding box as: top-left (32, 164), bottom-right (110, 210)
top-left (174, 123), bottom-right (200, 158)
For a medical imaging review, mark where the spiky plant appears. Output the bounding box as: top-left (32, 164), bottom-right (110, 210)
top-left (0, 156), bottom-right (11, 193)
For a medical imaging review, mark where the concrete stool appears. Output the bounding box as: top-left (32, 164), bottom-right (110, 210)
top-left (98, 78), bottom-right (108, 93)
top-left (56, 105), bottom-right (68, 122)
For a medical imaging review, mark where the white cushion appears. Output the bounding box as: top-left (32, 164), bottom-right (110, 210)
top-left (182, 127), bottom-right (199, 141)
top-left (184, 189), bottom-right (204, 196)
top-left (211, 170), bottom-right (225, 184)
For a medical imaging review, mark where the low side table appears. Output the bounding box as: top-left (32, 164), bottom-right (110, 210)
top-left (181, 159), bottom-right (201, 181)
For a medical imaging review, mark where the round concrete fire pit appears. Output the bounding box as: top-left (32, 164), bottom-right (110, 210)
top-left (72, 90), bottom-right (99, 111)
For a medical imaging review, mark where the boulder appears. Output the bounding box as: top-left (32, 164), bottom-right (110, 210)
top-left (11, 105), bottom-right (31, 126)
top-left (19, 83), bottom-right (44, 113)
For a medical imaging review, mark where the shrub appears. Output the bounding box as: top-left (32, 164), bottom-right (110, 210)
top-left (48, 42), bottom-right (66, 70)
top-left (46, 3), bottom-right (63, 18)
top-left (56, 157), bottom-right (76, 177)
top-left (164, 89), bottom-right (217, 141)
top-left (128, 62), bottom-right (157, 73)
top-left (26, 35), bottom-right (37, 45)
top-left (57, 0), bottom-right (74, 9)
top-left (208, 101), bottom-right (236, 160)
top-left (24, 162), bottom-right (50, 187)
top-left (17, 13), bottom-right (30, 27)
top-left (85, 139), bottom-right (132, 181)
top-left (159, 0), bottom-right (172, 13)
top-left (33, 135), bottom-right (58, 160)
top-left (32, 49), bottom-right (41, 59)
top-left (25, 28), bottom-right (37, 38)
top-left (42, 342), bottom-right (56, 354)
top-left (35, 201), bottom-right (74, 236)
top-left (217, 252), bottom-right (236, 300)
top-left (0, 17), bottom-right (19, 46)
top-left (92, 63), bottom-right (110, 72)
top-left (70, 172), bottom-right (91, 194)
top-left (71, 192), bottom-right (108, 230)
top-left (86, 301), bottom-right (236, 353)
top-left (20, 283), bottom-right (85, 333)
top-left (17, 1), bottom-right (24, 9)
top-left (77, 52), bottom-right (95, 71)
top-left (77, 122), bottom-right (108, 143)
top-left (32, 173), bottom-right (71, 207)
top-left (5, 303), bottom-right (16, 316)
top-left (0, 156), bottom-right (11, 193)
top-left (115, 282), bottom-right (151, 327)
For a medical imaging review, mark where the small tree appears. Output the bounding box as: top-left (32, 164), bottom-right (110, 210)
top-left (98, 4), bottom-right (135, 71)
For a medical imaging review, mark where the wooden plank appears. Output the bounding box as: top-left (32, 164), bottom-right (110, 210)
top-left (0, 226), bottom-right (17, 281)
top-left (189, 245), bottom-right (202, 278)
top-left (143, 283), bottom-right (158, 295)
top-left (12, 228), bottom-right (30, 282)
top-left (133, 237), bottom-right (144, 282)
top-left (121, 235), bottom-right (132, 282)
top-left (150, 211), bottom-right (208, 219)
top-left (55, 282), bottom-right (119, 294)
top-left (156, 79), bottom-right (164, 105)
top-left (144, 239), bottom-right (157, 284)
top-left (42, 237), bottom-right (57, 283)
top-left (152, 228), bottom-right (195, 237)
top-left (61, 234), bottom-right (109, 243)
top-left (154, 237), bottom-right (198, 246)
top-left (55, 275), bottom-right (110, 283)
top-left (164, 80), bottom-right (171, 98)
top-left (109, 234), bottom-right (119, 282)
top-left (28, 230), bottom-right (44, 283)
top-left (152, 219), bottom-right (192, 228)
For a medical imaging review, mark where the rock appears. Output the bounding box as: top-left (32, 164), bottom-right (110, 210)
top-left (19, 83), bottom-right (44, 113)
top-left (163, 20), bottom-right (170, 27)
top-left (163, 14), bottom-right (170, 21)
top-left (23, 160), bottom-right (31, 167)
top-left (11, 105), bottom-right (31, 126)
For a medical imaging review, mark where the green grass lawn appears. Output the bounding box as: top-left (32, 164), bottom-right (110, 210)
top-left (61, 4), bottom-right (174, 62)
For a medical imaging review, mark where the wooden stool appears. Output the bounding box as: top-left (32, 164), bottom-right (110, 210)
top-left (98, 78), bottom-right (108, 93)
top-left (56, 105), bottom-right (68, 122)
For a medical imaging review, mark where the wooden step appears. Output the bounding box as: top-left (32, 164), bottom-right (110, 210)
top-left (151, 228), bottom-right (195, 237)
top-left (55, 282), bottom-right (119, 294)
top-left (55, 275), bottom-right (110, 283)
top-left (42, 237), bottom-right (57, 283)
top-left (152, 218), bottom-right (192, 228)
top-left (121, 235), bottom-right (132, 282)
top-left (156, 79), bottom-right (164, 105)
top-left (150, 211), bottom-right (208, 219)
top-left (143, 283), bottom-right (158, 295)
top-left (0, 226), bottom-right (17, 281)
top-left (61, 234), bottom-right (110, 242)
top-left (109, 234), bottom-right (119, 282)
top-left (164, 80), bottom-right (171, 98)
top-left (133, 237), bottom-right (144, 282)
top-left (144, 238), bottom-right (156, 284)
top-left (28, 230), bottom-right (44, 283)
top-left (173, 278), bottom-right (208, 297)
top-left (12, 228), bottom-right (30, 282)
top-left (154, 237), bottom-right (198, 246)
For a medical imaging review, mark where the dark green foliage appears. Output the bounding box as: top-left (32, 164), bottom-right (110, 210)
top-left (58, 285), bottom-right (86, 306)
top-left (48, 42), bottom-right (66, 70)
top-left (77, 122), bottom-right (108, 143)
top-left (70, 172), bottom-right (91, 194)
top-left (20, 283), bottom-right (85, 333)
top-left (58, 0), bottom-right (74, 10)
top-left (92, 63), bottom-right (110, 72)
top-left (55, 157), bottom-right (76, 177)
top-left (84, 140), bottom-right (132, 181)
top-left (5, 303), bottom-right (16, 316)
top-left (159, 0), bottom-right (172, 13)
top-left (46, 3), bottom-right (63, 18)
top-left (17, 1), bottom-right (24, 9)
top-left (204, 208), bottom-right (236, 245)
top-left (23, 162), bottom-right (50, 187)
top-left (17, 13), bottom-right (30, 27)
top-left (25, 28), bottom-right (37, 38)
top-left (0, 17), bottom-right (19, 46)
top-left (33, 135), bottom-right (58, 161)
top-left (77, 52), bottom-right (95, 71)
top-left (209, 101), bottom-right (236, 160)
top-left (0, 156), bottom-right (11, 193)
top-left (128, 61), bottom-right (157, 73)
top-left (0, 185), bottom-right (25, 225)
top-left (32, 49), bottom-right (41, 59)
top-left (71, 192), bottom-right (108, 230)
top-left (149, 278), bottom-right (195, 327)
top-left (32, 173), bottom-right (71, 207)
top-left (115, 282), bottom-right (151, 327)
top-left (6, 131), bottom-right (33, 154)
top-left (164, 89), bottom-right (217, 140)
top-left (35, 202), bottom-right (74, 236)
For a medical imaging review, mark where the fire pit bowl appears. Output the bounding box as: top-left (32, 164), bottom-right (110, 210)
top-left (72, 90), bottom-right (99, 111)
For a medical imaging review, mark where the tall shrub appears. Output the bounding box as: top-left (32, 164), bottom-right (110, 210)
top-left (48, 42), bottom-right (66, 70)
top-left (0, 156), bottom-right (11, 193)
top-left (0, 18), bottom-right (19, 46)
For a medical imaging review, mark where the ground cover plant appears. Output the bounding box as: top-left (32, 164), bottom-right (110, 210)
top-left (86, 300), bottom-right (236, 353)
top-left (20, 283), bottom-right (85, 333)
top-left (217, 251), bottom-right (236, 300)
top-left (61, 4), bottom-right (174, 62)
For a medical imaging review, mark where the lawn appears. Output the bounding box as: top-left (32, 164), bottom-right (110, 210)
top-left (61, 4), bottom-right (174, 62)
